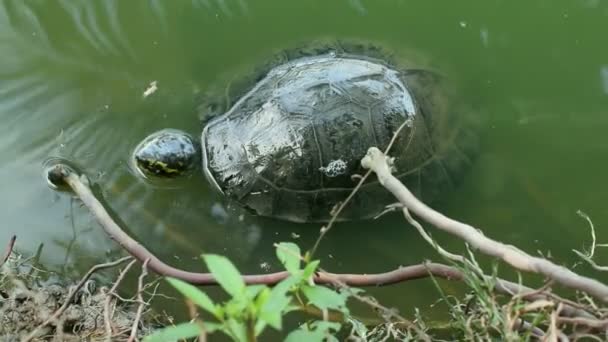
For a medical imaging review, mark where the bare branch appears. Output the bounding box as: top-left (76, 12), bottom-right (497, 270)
top-left (360, 147), bottom-right (608, 303)
top-left (545, 302), bottom-right (563, 341)
top-left (558, 316), bottom-right (608, 329)
top-left (310, 118), bottom-right (413, 257)
top-left (576, 210), bottom-right (597, 259)
top-left (572, 250), bottom-right (608, 272)
top-left (572, 211), bottom-right (608, 272)
top-left (402, 207), bottom-right (466, 264)
top-left (105, 259), bottom-right (138, 340)
top-left (319, 267), bottom-right (431, 342)
top-left (128, 258), bottom-right (150, 342)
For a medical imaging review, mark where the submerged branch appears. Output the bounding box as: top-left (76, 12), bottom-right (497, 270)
top-left (45, 164), bottom-right (460, 287)
top-left (360, 146), bottom-right (608, 303)
top-left (44, 163), bottom-right (597, 320)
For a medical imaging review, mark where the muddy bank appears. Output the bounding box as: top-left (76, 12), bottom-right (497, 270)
top-left (0, 254), bottom-right (166, 341)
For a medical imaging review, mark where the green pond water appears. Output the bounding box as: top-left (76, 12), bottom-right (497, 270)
top-left (2, 0), bottom-right (608, 329)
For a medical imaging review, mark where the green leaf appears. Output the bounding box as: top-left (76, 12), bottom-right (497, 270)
top-left (226, 318), bottom-right (248, 342)
top-left (255, 320), bottom-right (267, 337)
top-left (276, 242), bottom-right (301, 274)
top-left (258, 275), bottom-right (299, 330)
top-left (203, 254), bottom-right (246, 298)
top-left (143, 322), bottom-right (202, 342)
top-left (285, 321), bottom-right (341, 342)
top-left (254, 287), bottom-right (271, 310)
top-left (166, 278), bottom-right (219, 318)
top-left (246, 284), bottom-right (267, 300)
top-left (302, 260), bottom-right (320, 280)
top-left (302, 285), bottom-right (348, 313)
top-left (202, 322), bottom-right (223, 333)
top-left (259, 295), bottom-right (290, 330)
top-left (311, 321), bottom-right (341, 333)
top-left (224, 296), bottom-right (249, 318)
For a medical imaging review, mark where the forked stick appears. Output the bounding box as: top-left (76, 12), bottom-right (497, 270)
top-left (361, 147), bottom-right (608, 303)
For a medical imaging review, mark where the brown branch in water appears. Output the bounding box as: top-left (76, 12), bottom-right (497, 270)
top-left (360, 146), bottom-right (608, 303)
top-left (46, 164), bottom-right (456, 287)
top-left (128, 258), bottom-right (150, 342)
top-left (45, 164), bottom-right (597, 321)
top-left (1, 235), bottom-right (16, 268)
top-left (23, 256), bottom-right (133, 342)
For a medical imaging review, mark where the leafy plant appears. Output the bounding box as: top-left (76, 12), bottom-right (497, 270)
top-left (143, 242), bottom-right (350, 342)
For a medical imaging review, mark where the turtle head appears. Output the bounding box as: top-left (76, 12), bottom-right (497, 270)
top-left (132, 129), bottom-right (199, 178)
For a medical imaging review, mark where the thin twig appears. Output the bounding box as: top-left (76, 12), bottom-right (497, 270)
top-left (572, 250), bottom-right (608, 272)
top-left (105, 259), bottom-right (138, 341)
top-left (506, 278), bottom-right (556, 326)
top-left (576, 210), bottom-right (597, 259)
top-left (1, 235), bottom-right (16, 268)
top-left (545, 302), bottom-right (563, 341)
top-left (402, 207), bottom-right (466, 264)
top-left (23, 256), bottom-right (133, 342)
top-left (128, 258), bottom-right (150, 342)
top-left (512, 318), bottom-right (545, 339)
top-left (361, 147), bottom-right (608, 303)
top-left (309, 118), bottom-right (413, 257)
top-left (558, 316), bottom-right (608, 329)
top-left (568, 333), bottom-right (603, 342)
top-left (572, 210), bottom-right (608, 271)
top-left (320, 268), bottom-right (430, 342)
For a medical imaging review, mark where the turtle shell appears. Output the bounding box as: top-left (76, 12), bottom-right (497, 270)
top-left (201, 50), bottom-right (475, 222)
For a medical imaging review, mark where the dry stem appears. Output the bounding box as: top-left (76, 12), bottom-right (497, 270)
top-left (128, 258), bottom-right (150, 342)
top-left (360, 146), bottom-right (608, 303)
top-left (310, 118), bottom-right (413, 257)
top-left (105, 259), bottom-right (138, 340)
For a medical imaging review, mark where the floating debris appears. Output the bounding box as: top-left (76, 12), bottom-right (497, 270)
top-left (259, 261), bottom-right (271, 271)
top-left (143, 80), bottom-right (158, 98)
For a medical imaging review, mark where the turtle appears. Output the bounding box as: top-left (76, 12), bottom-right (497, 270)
top-left (132, 42), bottom-right (477, 223)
